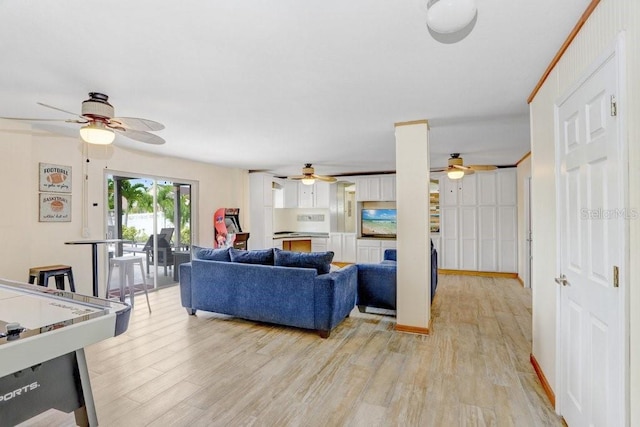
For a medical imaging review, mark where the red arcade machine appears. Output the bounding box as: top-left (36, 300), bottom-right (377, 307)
top-left (214, 208), bottom-right (250, 250)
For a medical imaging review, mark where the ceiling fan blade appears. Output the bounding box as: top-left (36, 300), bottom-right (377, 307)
top-left (430, 168), bottom-right (447, 172)
top-left (468, 165), bottom-right (498, 171)
top-left (0, 116), bottom-right (85, 123)
top-left (287, 175), bottom-right (306, 180)
top-left (464, 169), bottom-right (475, 175)
top-left (313, 174), bottom-right (337, 183)
top-left (110, 117), bottom-right (165, 131)
top-left (114, 128), bottom-right (165, 145)
top-left (37, 102), bottom-right (84, 118)
top-left (452, 164), bottom-right (471, 170)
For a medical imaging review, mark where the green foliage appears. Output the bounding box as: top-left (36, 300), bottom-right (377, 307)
top-left (180, 227), bottom-right (191, 245)
top-left (121, 225), bottom-right (138, 242)
top-left (121, 225), bottom-right (149, 243)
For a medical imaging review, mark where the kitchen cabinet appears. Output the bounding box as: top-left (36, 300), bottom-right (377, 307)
top-left (311, 237), bottom-right (328, 253)
top-left (356, 239), bottom-right (396, 263)
top-left (328, 232), bottom-right (356, 263)
top-left (249, 173), bottom-right (275, 250)
top-left (355, 175), bottom-right (396, 201)
top-left (283, 181), bottom-right (331, 208)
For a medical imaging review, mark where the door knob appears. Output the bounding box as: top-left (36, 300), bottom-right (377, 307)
top-left (555, 274), bottom-right (569, 286)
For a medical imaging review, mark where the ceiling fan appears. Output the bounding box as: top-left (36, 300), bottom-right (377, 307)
top-left (1, 92), bottom-right (165, 145)
top-left (431, 153), bottom-right (497, 180)
top-left (287, 163), bottom-right (337, 185)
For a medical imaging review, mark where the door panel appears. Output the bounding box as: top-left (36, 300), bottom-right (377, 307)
top-left (557, 52), bottom-right (622, 427)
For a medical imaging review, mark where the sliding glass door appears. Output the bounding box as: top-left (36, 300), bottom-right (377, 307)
top-left (106, 173), bottom-right (192, 290)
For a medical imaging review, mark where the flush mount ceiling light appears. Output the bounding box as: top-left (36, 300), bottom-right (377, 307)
top-left (79, 121), bottom-right (116, 145)
top-left (426, 0), bottom-right (477, 34)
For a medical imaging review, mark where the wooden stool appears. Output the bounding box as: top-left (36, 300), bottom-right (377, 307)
top-left (106, 256), bottom-right (151, 313)
top-left (28, 265), bottom-right (76, 292)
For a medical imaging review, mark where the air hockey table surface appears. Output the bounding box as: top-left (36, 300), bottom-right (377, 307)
top-left (0, 278), bottom-right (130, 426)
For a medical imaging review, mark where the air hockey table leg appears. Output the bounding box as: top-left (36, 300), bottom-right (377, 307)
top-left (74, 348), bottom-right (97, 427)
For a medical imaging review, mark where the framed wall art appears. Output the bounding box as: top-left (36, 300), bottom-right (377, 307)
top-left (39, 163), bottom-right (72, 193)
top-left (39, 193), bottom-right (71, 222)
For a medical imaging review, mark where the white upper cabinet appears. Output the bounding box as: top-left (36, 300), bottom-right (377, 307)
top-left (355, 175), bottom-right (396, 201)
top-left (282, 181), bottom-right (331, 209)
top-left (298, 183), bottom-right (314, 208)
top-left (314, 181), bottom-right (331, 208)
top-left (283, 181), bottom-right (299, 208)
top-left (380, 175), bottom-right (396, 201)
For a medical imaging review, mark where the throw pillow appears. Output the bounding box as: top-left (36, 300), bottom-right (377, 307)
top-left (191, 246), bottom-right (231, 262)
top-left (229, 248), bottom-right (275, 265)
top-left (274, 248), bottom-right (334, 275)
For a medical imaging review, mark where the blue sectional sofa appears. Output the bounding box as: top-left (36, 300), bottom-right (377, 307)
top-left (356, 243), bottom-right (438, 313)
top-left (179, 247), bottom-right (357, 338)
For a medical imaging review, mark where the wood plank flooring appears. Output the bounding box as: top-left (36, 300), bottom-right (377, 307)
top-left (21, 275), bottom-right (562, 426)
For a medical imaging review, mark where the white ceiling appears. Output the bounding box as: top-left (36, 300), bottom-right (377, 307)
top-left (0, 0), bottom-right (591, 177)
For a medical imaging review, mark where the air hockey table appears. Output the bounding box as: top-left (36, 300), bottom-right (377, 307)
top-left (0, 278), bottom-right (131, 426)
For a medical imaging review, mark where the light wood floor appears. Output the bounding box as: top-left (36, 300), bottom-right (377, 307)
top-left (22, 275), bottom-right (562, 426)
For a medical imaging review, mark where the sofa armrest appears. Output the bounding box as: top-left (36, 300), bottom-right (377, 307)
top-left (179, 262), bottom-right (193, 310)
top-left (313, 264), bottom-right (357, 331)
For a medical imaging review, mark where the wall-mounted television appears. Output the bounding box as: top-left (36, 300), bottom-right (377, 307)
top-left (361, 209), bottom-right (397, 238)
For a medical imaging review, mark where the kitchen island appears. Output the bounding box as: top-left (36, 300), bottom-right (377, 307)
top-left (272, 232), bottom-right (329, 252)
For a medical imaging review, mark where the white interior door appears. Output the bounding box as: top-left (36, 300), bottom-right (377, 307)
top-left (556, 49), bottom-right (625, 426)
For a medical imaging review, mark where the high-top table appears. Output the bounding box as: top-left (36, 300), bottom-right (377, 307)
top-left (65, 239), bottom-right (130, 297)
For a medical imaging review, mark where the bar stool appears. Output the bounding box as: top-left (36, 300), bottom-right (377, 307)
top-left (106, 256), bottom-right (151, 313)
top-left (28, 265), bottom-right (76, 292)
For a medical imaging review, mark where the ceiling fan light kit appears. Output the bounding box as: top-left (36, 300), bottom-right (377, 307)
top-left (433, 153), bottom-right (498, 180)
top-left (447, 168), bottom-right (465, 180)
top-left (288, 163), bottom-right (337, 185)
top-left (1, 92), bottom-right (165, 146)
top-left (79, 121), bottom-right (115, 145)
top-left (426, 0), bottom-right (477, 34)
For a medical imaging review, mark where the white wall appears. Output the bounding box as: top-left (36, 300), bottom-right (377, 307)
top-left (529, 0), bottom-right (640, 422)
top-left (516, 154), bottom-right (532, 283)
top-left (272, 208), bottom-right (330, 233)
top-left (0, 120), bottom-right (248, 296)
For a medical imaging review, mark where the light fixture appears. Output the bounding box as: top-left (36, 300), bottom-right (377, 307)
top-left (79, 121), bottom-right (115, 145)
top-left (447, 168), bottom-right (465, 180)
top-left (426, 0), bottom-right (477, 34)
top-left (301, 177), bottom-right (315, 186)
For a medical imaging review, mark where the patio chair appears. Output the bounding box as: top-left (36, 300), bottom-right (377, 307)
top-left (143, 234), bottom-right (174, 276)
top-left (159, 227), bottom-right (174, 243)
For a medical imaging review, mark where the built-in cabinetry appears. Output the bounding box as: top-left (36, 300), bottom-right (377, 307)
top-left (311, 237), bottom-right (328, 253)
top-left (439, 168), bottom-right (517, 272)
top-left (249, 173), bottom-right (275, 250)
top-left (328, 232), bottom-right (356, 263)
top-left (356, 239), bottom-right (396, 264)
top-left (355, 175), bottom-right (396, 201)
top-left (283, 181), bottom-right (330, 208)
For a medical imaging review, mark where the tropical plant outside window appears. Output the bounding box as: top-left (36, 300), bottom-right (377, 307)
top-left (107, 178), bottom-right (191, 245)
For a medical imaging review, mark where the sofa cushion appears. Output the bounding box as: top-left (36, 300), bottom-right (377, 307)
top-left (192, 246), bottom-right (231, 262)
top-left (230, 248), bottom-right (274, 265)
top-left (274, 248), bottom-right (334, 275)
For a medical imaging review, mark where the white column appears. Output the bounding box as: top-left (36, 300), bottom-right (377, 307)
top-left (394, 120), bottom-right (430, 333)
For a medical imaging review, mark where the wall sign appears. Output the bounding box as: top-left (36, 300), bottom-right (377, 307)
top-left (39, 163), bottom-right (72, 193)
top-left (39, 193), bottom-right (72, 222)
